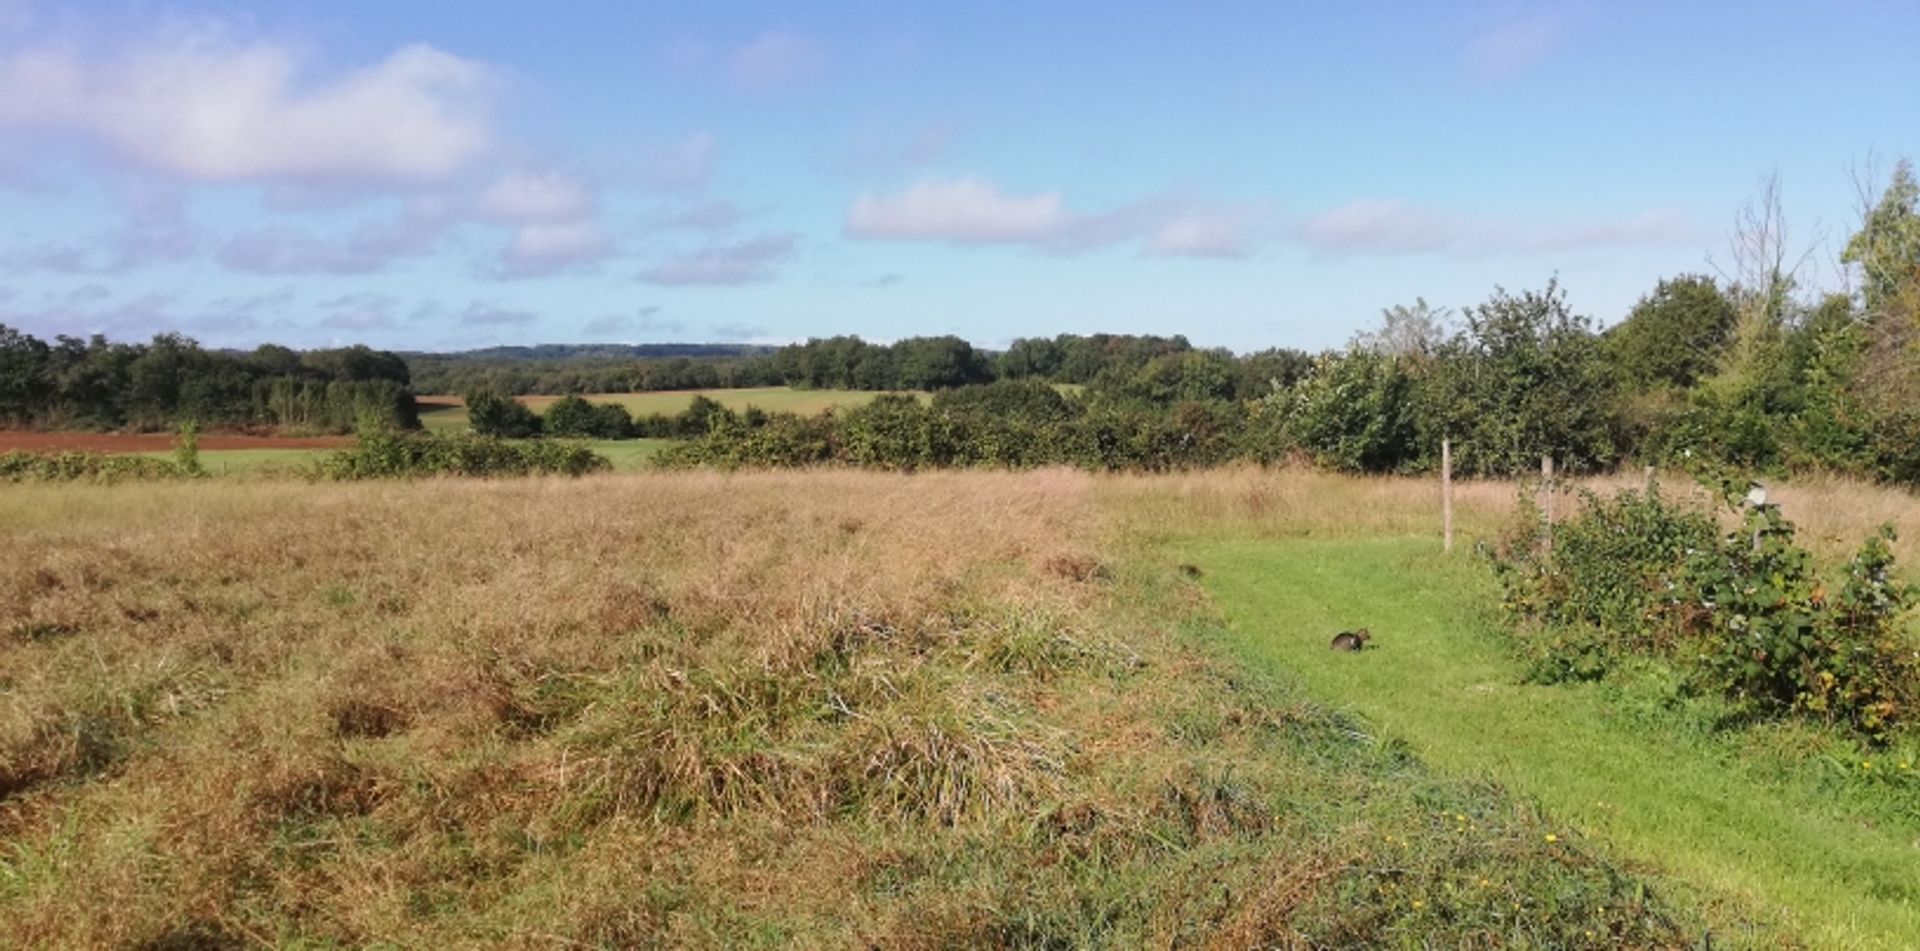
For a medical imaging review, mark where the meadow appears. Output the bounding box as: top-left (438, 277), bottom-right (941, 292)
top-left (3, 467), bottom-right (1917, 946)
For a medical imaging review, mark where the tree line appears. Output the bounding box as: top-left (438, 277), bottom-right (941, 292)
top-left (0, 332), bottom-right (419, 432)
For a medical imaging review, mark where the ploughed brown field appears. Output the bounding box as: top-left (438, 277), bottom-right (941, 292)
top-left (0, 432), bottom-right (354, 453)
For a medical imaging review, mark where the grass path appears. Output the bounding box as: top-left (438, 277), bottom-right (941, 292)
top-left (1186, 534), bottom-right (1920, 949)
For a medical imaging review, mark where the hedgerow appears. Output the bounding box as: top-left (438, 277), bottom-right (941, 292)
top-left (316, 430), bottom-right (609, 479)
top-left (0, 450), bottom-right (197, 483)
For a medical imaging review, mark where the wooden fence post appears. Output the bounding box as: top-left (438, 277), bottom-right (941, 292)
top-left (1442, 438), bottom-right (1454, 553)
top-left (1541, 454), bottom-right (1555, 558)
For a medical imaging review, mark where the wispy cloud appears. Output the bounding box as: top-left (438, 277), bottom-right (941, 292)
top-left (846, 176), bottom-right (1267, 258)
top-left (1467, 11), bottom-right (1572, 80)
top-left (1294, 198), bottom-right (1698, 257)
top-left (457, 301), bottom-right (538, 326)
top-left (727, 32), bottom-right (825, 91)
top-left (318, 293), bottom-right (397, 331)
top-left (1, 185), bottom-right (197, 274)
top-left (584, 305), bottom-right (682, 338)
top-left (1, 288), bottom-right (285, 344)
top-left (638, 232), bottom-right (797, 286)
top-left (710, 321), bottom-right (769, 341)
top-left (646, 132), bottom-right (717, 191)
top-left (652, 198), bottom-right (745, 232)
top-left (836, 121), bottom-right (957, 175)
top-left (218, 227), bottom-right (385, 275)
top-left (480, 170), bottom-right (592, 222)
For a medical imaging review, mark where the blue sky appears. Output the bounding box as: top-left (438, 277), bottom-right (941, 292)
top-left (0, 1), bottom-right (1913, 353)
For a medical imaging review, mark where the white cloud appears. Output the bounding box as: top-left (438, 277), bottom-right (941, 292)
top-left (638, 232), bottom-right (796, 286)
top-left (0, 36), bottom-right (495, 182)
top-left (1147, 208), bottom-right (1259, 258)
top-left (1468, 12), bottom-right (1570, 79)
top-left (496, 221), bottom-right (613, 278)
top-left (480, 170), bottom-right (591, 222)
top-left (847, 177), bottom-right (1071, 244)
top-left (1295, 198), bottom-right (1698, 257)
top-left (727, 32), bottom-right (824, 90)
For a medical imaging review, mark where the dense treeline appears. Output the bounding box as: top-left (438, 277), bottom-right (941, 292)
top-left (0, 330), bottom-right (419, 432)
top-left (408, 332), bottom-right (1255, 396)
top-left (408, 346), bottom-right (779, 396)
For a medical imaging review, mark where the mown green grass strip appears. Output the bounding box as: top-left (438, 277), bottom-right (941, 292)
top-left (1187, 535), bottom-right (1920, 949)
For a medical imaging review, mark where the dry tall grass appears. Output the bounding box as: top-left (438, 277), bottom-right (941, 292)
top-left (1, 469), bottom-right (1716, 946)
top-left (1106, 465), bottom-right (1920, 572)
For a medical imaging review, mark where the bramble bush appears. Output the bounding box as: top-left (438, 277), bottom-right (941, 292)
top-left (1490, 483), bottom-right (1717, 682)
top-left (0, 422), bottom-right (206, 483)
top-left (0, 450), bottom-right (194, 483)
top-left (1490, 471), bottom-right (1920, 739)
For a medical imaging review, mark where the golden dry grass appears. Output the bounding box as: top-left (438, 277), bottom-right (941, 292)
top-left (1104, 464), bottom-right (1920, 573)
top-left (0, 468), bottom-right (1712, 947)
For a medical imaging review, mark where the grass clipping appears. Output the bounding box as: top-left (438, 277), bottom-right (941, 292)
top-left (2, 470), bottom-right (1704, 947)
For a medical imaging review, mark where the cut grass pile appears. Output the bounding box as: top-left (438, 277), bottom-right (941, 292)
top-left (1, 471), bottom-right (1707, 947)
top-left (416, 387), bottom-right (908, 432)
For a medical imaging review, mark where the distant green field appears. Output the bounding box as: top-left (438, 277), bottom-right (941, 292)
top-left (417, 387), bottom-right (908, 432)
top-left (138, 448), bottom-right (328, 475)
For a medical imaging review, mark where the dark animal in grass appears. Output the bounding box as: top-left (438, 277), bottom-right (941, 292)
top-left (1330, 628), bottom-right (1371, 652)
top-left (1178, 563), bottom-right (1204, 579)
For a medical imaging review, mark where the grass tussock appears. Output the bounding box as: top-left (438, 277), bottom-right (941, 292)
top-left (1, 469), bottom-right (1719, 946)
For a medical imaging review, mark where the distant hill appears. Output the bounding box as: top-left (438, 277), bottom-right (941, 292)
top-left (400, 343), bottom-right (775, 362)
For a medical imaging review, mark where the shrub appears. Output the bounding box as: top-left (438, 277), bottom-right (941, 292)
top-left (464, 389), bottom-right (542, 438)
top-left (544, 395), bottom-right (635, 439)
top-left (1270, 349), bottom-right (1419, 473)
top-left (317, 431), bottom-right (609, 479)
top-left (0, 451), bottom-right (196, 483)
top-left (930, 379), bottom-right (1075, 422)
top-left (1680, 477), bottom-right (1919, 736)
top-left (1489, 471), bottom-right (1920, 738)
top-left (1490, 483), bottom-right (1716, 682)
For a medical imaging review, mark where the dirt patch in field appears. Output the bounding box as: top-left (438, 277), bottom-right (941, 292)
top-left (0, 432), bottom-right (353, 454)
